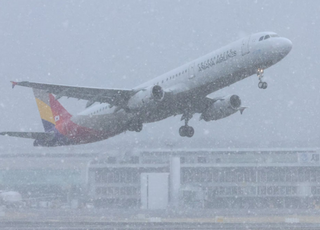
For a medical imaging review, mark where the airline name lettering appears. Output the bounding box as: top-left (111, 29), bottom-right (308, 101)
top-left (198, 49), bottom-right (237, 72)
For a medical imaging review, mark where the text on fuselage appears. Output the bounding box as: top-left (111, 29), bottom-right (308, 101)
top-left (198, 49), bottom-right (237, 72)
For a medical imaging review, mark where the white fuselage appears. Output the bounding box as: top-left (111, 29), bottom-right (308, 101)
top-left (71, 31), bottom-right (292, 140)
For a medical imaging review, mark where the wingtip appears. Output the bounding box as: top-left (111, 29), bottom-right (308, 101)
top-left (10, 81), bottom-right (17, 89)
top-left (239, 107), bottom-right (248, 115)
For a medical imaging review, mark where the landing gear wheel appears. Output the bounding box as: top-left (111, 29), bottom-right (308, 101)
top-left (258, 81), bottom-right (268, 89)
top-left (262, 82), bottom-right (268, 89)
top-left (179, 126), bottom-right (186, 137)
top-left (179, 126), bottom-right (194, 138)
top-left (186, 126), bottom-right (194, 138)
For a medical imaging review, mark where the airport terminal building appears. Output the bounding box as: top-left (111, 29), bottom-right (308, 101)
top-left (1, 148), bottom-right (319, 210)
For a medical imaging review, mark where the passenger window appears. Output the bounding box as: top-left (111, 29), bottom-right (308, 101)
top-left (264, 35), bottom-right (270, 40)
top-left (259, 36), bottom-right (264, 41)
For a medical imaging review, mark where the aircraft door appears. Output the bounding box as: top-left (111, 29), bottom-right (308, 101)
top-left (188, 63), bottom-right (196, 80)
top-left (241, 36), bottom-right (251, 56)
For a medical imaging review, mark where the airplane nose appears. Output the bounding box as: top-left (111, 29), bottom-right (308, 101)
top-left (275, 38), bottom-right (292, 58)
top-left (282, 38), bottom-right (292, 56)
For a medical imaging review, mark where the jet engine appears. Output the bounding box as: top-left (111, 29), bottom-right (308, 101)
top-left (127, 85), bottom-right (165, 110)
top-left (200, 95), bottom-right (242, 121)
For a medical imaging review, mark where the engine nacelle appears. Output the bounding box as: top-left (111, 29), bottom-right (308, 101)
top-left (201, 95), bottom-right (241, 121)
top-left (127, 85), bottom-right (165, 110)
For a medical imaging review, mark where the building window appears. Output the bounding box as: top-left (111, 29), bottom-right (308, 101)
top-left (267, 186), bottom-right (273, 195)
top-left (114, 171), bottom-right (120, 183)
top-left (259, 186), bottom-right (266, 195)
top-left (237, 172), bottom-right (244, 183)
top-left (108, 157), bottom-right (116, 164)
top-left (130, 156), bottom-right (139, 164)
top-left (107, 172), bottom-right (114, 183)
top-left (218, 171), bottom-right (225, 183)
top-left (198, 157), bottom-right (206, 163)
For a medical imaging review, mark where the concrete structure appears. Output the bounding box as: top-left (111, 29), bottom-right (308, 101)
top-left (88, 148), bottom-right (320, 209)
top-left (0, 148), bottom-right (319, 209)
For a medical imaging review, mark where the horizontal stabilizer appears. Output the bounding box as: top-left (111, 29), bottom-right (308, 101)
top-left (0, 132), bottom-right (55, 141)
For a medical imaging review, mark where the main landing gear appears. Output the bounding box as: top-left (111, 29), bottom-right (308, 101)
top-left (257, 68), bottom-right (268, 89)
top-left (179, 114), bottom-right (194, 138)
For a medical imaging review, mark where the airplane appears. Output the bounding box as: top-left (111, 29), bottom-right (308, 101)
top-left (0, 32), bottom-right (292, 147)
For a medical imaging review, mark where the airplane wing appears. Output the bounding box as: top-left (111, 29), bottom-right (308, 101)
top-left (11, 81), bottom-right (137, 107)
top-left (0, 132), bottom-right (55, 140)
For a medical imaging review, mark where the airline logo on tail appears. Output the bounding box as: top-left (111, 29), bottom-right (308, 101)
top-left (33, 89), bottom-right (56, 132)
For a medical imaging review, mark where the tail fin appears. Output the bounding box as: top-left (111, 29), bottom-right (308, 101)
top-left (33, 89), bottom-right (72, 132)
top-left (33, 89), bottom-right (56, 132)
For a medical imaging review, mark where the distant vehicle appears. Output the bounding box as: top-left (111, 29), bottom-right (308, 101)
top-left (1, 32), bottom-right (292, 146)
top-left (0, 191), bottom-right (23, 208)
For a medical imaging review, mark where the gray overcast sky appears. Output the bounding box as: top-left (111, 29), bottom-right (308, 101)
top-left (0, 0), bottom-right (319, 151)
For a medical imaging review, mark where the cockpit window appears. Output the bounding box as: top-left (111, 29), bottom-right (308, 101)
top-left (259, 34), bottom-right (278, 42)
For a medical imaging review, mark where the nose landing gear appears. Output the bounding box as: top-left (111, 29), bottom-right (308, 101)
top-left (257, 68), bottom-right (268, 89)
top-left (179, 114), bottom-right (194, 138)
